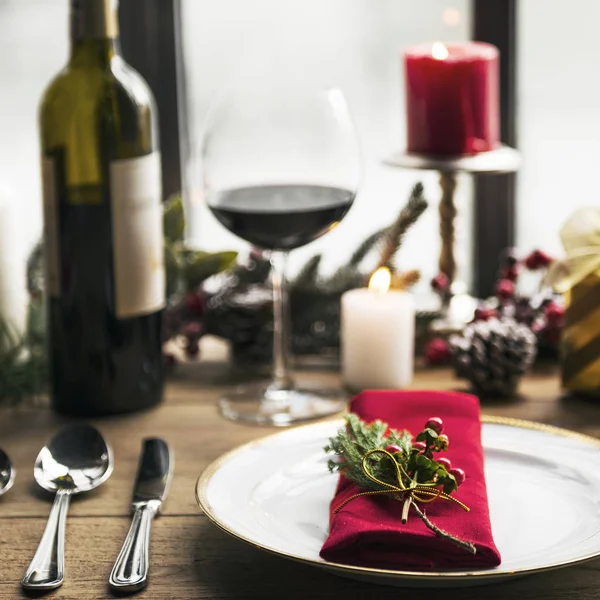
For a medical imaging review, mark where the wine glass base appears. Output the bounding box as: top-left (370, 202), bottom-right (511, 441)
top-left (218, 383), bottom-right (347, 426)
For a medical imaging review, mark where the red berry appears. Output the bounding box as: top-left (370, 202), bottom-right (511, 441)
top-left (495, 279), bottom-right (515, 301)
top-left (425, 417), bottom-right (444, 434)
top-left (531, 319), bottom-right (544, 335)
top-left (437, 434), bottom-right (449, 450)
top-left (449, 467), bottom-right (466, 485)
top-left (183, 321), bottom-right (203, 338)
top-left (438, 457), bottom-right (452, 471)
top-left (424, 338), bottom-right (451, 366)
top-left (412, 441), bottom-right (427, 453)
top-left (163, 353), bottom-right (176, 368)
top-left (500, 265), bottom-right (519, 282)
top-left (249, 248), bottom-right (265, 261)
top-left (184, 291), bottom-right (206, 316)
top-left (431, 272), bottom-right (450, 293)
top-left (474, 306), bottom-right (497, 322)
top-left (544, 302), bottom-right (565, 326)
top-left (524, 249), bottom-right (553, 270)
top-left (503, 249), bottom-right (519, 268)
top-left (538, 251), bottom-right (554, 268)
top-left (385, 444), bottom-right (403, 455)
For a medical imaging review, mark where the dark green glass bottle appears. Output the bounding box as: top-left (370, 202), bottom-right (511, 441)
top-left (40, 0), bottom-right (164, 416)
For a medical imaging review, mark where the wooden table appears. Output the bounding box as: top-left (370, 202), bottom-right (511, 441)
top-left (2, 360), bottom-right (600, 599)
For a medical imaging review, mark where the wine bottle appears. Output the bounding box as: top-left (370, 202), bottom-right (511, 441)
top-left (40, 0), bottom-right (165, 416)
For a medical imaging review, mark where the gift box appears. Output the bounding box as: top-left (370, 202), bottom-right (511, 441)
top-left (562, 270), bottom-right (600, 392)
top-left (548, 208), bottom-right (600, 394)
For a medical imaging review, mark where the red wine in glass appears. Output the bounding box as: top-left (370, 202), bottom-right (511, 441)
top-left (208, 184), bottom-right (355, 250)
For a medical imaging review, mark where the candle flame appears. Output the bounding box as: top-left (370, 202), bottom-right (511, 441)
top-left (369, 267), bottom-right (391, 294)
top-left (432, 42), bottom-right (449, 60)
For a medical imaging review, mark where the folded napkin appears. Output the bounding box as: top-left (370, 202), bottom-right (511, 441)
top-left (320, 390), bottom-right (501, 570)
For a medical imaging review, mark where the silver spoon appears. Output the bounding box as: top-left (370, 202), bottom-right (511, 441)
top-left (0, 448), bottom-right (15, 496)
top-left (21, 424), bottom-right (113, 591)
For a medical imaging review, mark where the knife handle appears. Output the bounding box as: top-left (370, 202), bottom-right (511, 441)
top-left (109, 503), bottom-right (157, 593)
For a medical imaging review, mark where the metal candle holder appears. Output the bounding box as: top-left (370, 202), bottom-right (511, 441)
top-left (383, 144), bottom-right (522, 332)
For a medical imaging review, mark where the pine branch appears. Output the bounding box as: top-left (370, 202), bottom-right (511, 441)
top-left (325, 414), bottom-right (411, 492)
top-left (347, 227), bottom-right (388, 267)
top-left (294, 254), bottom-right (322, 288)
top-left (0, 317), bottom-right (48, 402)
top-left (377, 183), bottom-right (428, 272)
top-left (325, 228), bottom-right (389, 293)
top-left (26, 241), bottom-right (44, 298)
top-left (294, 186), bottom-right (426, 295)
top-left (392, 270), bottom-right (421, 291)
top-left (325, 265), bottom-right (364, 293)
top-left (0, 320), bottom-right (24, 360)
top-left (386, 427), bottom-right (413, 457)
top-left (411, 503), bottom-right (477, 555)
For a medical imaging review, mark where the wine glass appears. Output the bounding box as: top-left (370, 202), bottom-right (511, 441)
top-left (201, 86), bottom-right (361, 425)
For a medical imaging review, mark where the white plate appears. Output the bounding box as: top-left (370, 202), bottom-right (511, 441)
top-left (196, 416), bottom-right (600, 587)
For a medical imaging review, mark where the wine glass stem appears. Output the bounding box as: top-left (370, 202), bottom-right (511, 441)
top-left (270, 251), bottom-right (293, 391)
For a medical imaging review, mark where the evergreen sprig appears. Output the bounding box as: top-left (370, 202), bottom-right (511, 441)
top-left (325, 414), bottom-right (458, 494)
top-left (0, 313), bottom-right (48, 403)
top-left (325, 414), bottom-right (412, 491)
top-left (348, 227), bottom-right (388, 267)
top-left (325, 413), bottom-right (476, 555)
top-left (392, 269), bottom-right (421, 291)
top-left (377, 182), bottom-right (428, 271)
top-left (294, 254), bottom-right (323, 288)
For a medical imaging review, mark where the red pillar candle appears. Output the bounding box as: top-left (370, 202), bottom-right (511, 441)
top-left (404, 42), bottom-right (500, 156)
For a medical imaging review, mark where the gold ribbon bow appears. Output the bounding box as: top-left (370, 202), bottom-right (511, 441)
top-left (546, 207), bottom-right (600, 293)
top-left (334, 449), bottom-right (470, 518)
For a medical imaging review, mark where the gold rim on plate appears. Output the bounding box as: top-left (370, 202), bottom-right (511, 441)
top-left (195, 415), bottom-right (600, 581)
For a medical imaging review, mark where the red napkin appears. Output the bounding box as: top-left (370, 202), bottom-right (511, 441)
top-left (320, 390), bottom-right (501, 570)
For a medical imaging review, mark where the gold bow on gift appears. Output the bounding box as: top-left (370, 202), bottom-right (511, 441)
top-left (334, 449), bottom-right (470, 521)
top-left (546, 207), bottom-right (600, 293)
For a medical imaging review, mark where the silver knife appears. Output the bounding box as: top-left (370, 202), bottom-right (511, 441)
top-left (109, 438), bottom-right (173, 593)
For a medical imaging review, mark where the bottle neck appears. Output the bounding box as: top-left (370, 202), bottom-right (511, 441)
top-left (70, 0), bottom-right (120, 66)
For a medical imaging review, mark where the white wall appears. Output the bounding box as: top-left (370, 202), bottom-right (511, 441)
top-left (0, 0), bottom-right (68, 259)
top-left (181, 0), bottom-right (473, 294)
top-left (518, 0), bottom-right (600, 258)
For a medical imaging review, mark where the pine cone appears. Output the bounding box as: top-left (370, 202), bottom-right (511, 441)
top-left (450, 318), bottom-right (537, 398)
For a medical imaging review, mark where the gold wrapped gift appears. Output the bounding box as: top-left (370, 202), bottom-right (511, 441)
top-left (548, 208), bottom-right (600, 393)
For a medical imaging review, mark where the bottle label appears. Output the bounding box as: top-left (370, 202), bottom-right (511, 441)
top-left (41, 157), bottom-right (61, 298)
top-left (110, 152), bottom-right (165, 318)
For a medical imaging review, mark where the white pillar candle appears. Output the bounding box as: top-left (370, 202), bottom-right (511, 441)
top-left (0, 186), bottom-right (28, 342)
top-left (341, 267), bottom-right (415, 390)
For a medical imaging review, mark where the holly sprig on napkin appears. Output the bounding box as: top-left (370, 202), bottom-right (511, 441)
top-left (325, 414), bottom-right (475, 554)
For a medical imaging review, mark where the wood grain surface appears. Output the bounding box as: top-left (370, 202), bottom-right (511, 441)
top-left (2, 358), bottom-right (600, 599)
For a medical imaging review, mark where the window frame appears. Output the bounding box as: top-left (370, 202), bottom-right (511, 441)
top-left (119, 0), bottom-right (188, 202)
top-left (472, 0), bottom-right (518, 297)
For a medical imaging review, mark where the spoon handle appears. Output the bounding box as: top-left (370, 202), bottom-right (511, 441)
top-left (22, 488), bottom-right (72, 590)
top-left (109, 503), bottom-right (157, 592)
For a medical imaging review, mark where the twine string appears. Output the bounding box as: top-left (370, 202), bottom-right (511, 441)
top-left (333, 448), bottom-right (470, 515)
